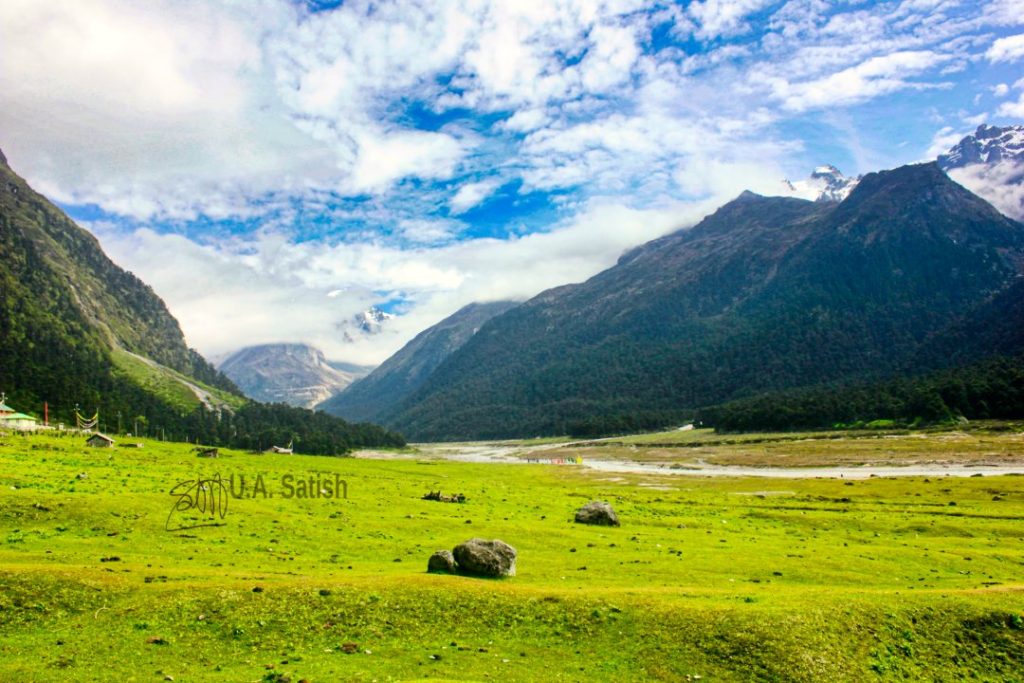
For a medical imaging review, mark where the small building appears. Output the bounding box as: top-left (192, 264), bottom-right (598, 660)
top-left (86, 433), bottom-right (115, 448)
top-left (0, 412), bottom-right (39, 432)
top-left (196, 447), bottom-right (219, 458)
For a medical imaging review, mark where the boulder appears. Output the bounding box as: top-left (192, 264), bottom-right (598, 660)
top-left (574, 501), bottom-right (620, 526)
top-left (452, 538), bottom-right (517, 577)
top-left (427, 549), bottom-right (457, 574)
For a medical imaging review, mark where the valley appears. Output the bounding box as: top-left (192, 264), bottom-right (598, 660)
top-left (1, 428), bottom-right (1022, 681)
top-left (4, 5), bottom-right (1024, 681)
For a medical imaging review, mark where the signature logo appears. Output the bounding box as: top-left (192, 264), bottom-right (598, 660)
top-left (165, 474), bottom-right (230, 531)
top-left (164, 472), bottom-right (348, 532)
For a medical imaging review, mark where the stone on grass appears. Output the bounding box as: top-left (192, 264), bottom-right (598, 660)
top-left (452, 538), bottom-right (517, 577)
top-left (574, 501), bottom-right (620, 526)
top-left (427, 549), bottom-right (457, 574)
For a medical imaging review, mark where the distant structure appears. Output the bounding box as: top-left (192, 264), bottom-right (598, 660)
top-left (267, 439), bottom-right (294, 455)
top-left (86, 433), bottom-right (115, 448)
top-left (0, 412), bottom-right (39, 431)
top-left (0, 393), bottom-right (40, 431)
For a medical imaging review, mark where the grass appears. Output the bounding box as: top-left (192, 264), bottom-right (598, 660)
top-left (1, 430), bottom-right (1023, 681)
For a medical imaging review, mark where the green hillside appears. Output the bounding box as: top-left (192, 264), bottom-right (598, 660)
top-left (383, 164), bottom-right (1024, 440)
top-left (0, 149), bottom-right (404, 453)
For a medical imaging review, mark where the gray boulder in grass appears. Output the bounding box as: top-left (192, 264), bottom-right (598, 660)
top-left (427, 549), bottom-right (457, 574)
top-left (452, 538), bottom-right (517, 577)
top-left (574, 501), bottom-right (620, 526)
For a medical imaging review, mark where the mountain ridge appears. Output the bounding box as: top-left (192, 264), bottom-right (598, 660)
top-left (219, 343), bottom-right (372, 408)
top-left (0, 150), bottom-right (405, 453)
top-left (381, 162), bottom-right (1024, 440)
top-left (319, 300), bottom-right (519, 423)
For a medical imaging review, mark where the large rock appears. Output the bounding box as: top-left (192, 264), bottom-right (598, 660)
top-left (427, 549), bottom-right (457, 574)
top-left (574, 501), bottom-right (620, 526)
top-left (452, 538), bottom-right (517, 577)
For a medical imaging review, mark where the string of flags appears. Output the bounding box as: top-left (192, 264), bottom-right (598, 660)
top-left (75, 409), bottom-right (99, 431)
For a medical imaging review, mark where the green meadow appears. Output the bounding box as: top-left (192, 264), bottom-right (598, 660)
top-left (1, 430), bottom-right (1023, 682)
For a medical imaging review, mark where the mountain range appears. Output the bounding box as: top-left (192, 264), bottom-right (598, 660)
top-left (357, 162), bottom-right (1024, 440)
top-left (6, 122), bottom-right (1023, 445)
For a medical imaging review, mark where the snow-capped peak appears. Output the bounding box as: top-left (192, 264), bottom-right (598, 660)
top-left (936, 123), bottom-right (1024, 221)
top-left (355, 306), bottom-right (393, 332)
top-left (784, 165), bottom-right (860, 203)
top-left (937, 124), bottom-right (1024, 170)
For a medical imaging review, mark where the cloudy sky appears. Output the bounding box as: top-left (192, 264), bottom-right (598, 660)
top-left (2, 0), bottom-right (1022, 364)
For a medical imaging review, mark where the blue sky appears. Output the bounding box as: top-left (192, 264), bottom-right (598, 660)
top-left (1, 0), bottom-right (1023, 363)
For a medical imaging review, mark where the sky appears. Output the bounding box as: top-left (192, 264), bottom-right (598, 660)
top-left (1, 0), bottom-right (1023, 365)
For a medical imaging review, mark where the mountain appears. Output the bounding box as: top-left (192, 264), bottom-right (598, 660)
top-left (0, 147), bottom-right (404, 452)
top-left (219, 343), bottom-right (372, 408)
top-left (319, 301), bottom-right (519, 423)
top-left (380, 163), bottom-right (1024, 440)
top-left (938, 123), bottom-right (1024, 168)
top-left (784, 165), bottom-right (860, 202)
top-left (338, 306), bottom-right (393, 342)
top-left (0, 145), bottom-right (242, 424)
top-left (938, 123), bottom-right (1024, 220)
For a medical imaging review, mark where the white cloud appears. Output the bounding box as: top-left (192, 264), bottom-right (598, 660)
top-left (449, 179), bottom-right (501, 214)
top-left (348, 129), bottom-right (464, 194)
top-left (687, 0), bottom-right (775, 40)
top-left (986, 33), bottom-right (1024, 62)
top-left (997, 92), bottom-right (1024, 117)
top-left (993, 83), bottom-right (1010, 97)
top-left (396, 218), bottom-right (464, 245)
top-left (773, 51), bottom-right (947, 112)
top-left (947, 162), bottom-right (1024, 221)
top-left (0, 0), bottom-right (333, 219)
top-left (7, 0), bottom-right (1024, 366)
top-left (926, 125), bottom-right (967, 158)
top-left (90, 199), bottom-right (714, 364)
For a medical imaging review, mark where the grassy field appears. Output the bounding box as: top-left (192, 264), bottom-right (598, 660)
top-left (1, 430), bottom-right (1023, 681)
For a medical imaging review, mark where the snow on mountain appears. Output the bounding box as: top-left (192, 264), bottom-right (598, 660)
top-left (938, 124), bottom-right (1024, 168)
top-left (337, 306), bottom-right (395, 343)
top-left (218, 343), bottom-right (373, 409)
top-left (938, 124), bottom-right (1024, 221)
top-left (783, 165), bottom-right (860, 203)
top-left (354, 306), bottom-right (394, 334)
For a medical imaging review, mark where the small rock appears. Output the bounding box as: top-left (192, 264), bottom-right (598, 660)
top-left (574, 501), bottom-right (620, 526)
top-left (341, 642), bottom-right (358, 654)
top-left (427, 549), bottom-right (457, 574)
top-left (452, 538), bottom-right (517, 577)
